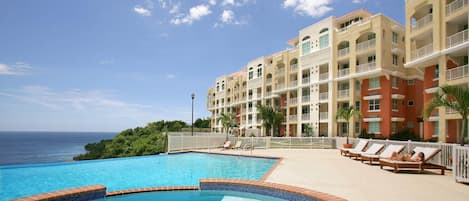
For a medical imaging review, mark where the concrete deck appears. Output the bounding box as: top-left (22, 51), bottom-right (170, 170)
top-left (198, 149), bottom-right (469, 201)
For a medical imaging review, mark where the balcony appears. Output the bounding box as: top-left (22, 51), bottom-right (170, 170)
top-left (266, 78), bottom-right (272, 84)
top-left (302, 95), bottom-right (310, 102)
top-left (319, 72), bottom-right (329, 81)
top-left (411, 14), bottom-right (432, 32)
top-left (410, 43), bottom-right (433, 61)
top-left (338, 89), bottom-right (350, 98)
top-left (290, 64), bottom-right (298, 71)
top-left (248, 120), bottom-right (252, 124)
top-left (289, 97), bottom-right (298, 105)
top-left (338, 68), bottom-right (350, 78)
top-left (302, 114), bottom-right (310, 121)
top-left (266, 91), bottom-right (272, 97)
top-left (446, 64), bottom-right (469, 81)
top-left (276, 68), bottom-right (285, 76)
top-left (356, 39), bottom-right (376, 52)
top-left (289, 115), bottom-right (297, 122)
top-left (356, 62), bottom-right (377, 73)
top-left (320, 112), bottom-right (328, 120)
top-left (256, 93), bottom-right (262, 98)
top-left (338, 47), bottom-right (350, 58)
top-left (248, 95), bottom-right (253, 100)
top-left (319, 92), bottom-right (328, 101)
top-left (446, 107), bottom-right (458, 114)
top-left (302, 77), bottom-right (310, 84)
top-left (248, 107), bottom-right (253, 113)
top-left (290, 80), bottom-right (298, 87)
top-left (446, 0), bottom-right (468, 17)
top-left (275, 83), bottom-right (285, 91)
top-left (446, 29), bottom-right (468, 49)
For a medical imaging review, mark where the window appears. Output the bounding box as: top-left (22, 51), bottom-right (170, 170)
top-left (248, 71), bottom-right (253, 80)
top-left (257, 68), bottom-right (262, 77)
top-left (369, 122), bottom-right (380, 133)
top-left (408, 100), bottom-right (414, 106)
top-left (369, 99), bottom-right (380, 111)
top-left (392, 77), bottom-right (398, 88)
top-left (392, 54), bottom-right (398, 66)
top-left (368, 33), bottom-right (376, 40)
top-left (434, 65), bottom-right (439, 79)
top-left (355, 122), bottom-right (360, 134)
top-left (302, 41), bottom-right (311, 55)
top-left (392, 99), bottom-right (398, 110)
top-left (355, 101), bottom-right (360, 110)
top-left (368, 55), bottom-right (376, 63)
top-left (222, 84), bottom-right (225, 90)
top-left (319, 34), bottom-right (329, 49)
top-left (392, 122), bottom-right (398, 134)
top-left (392, 32), bottom-right (398, 44)
top-left (369, 77), bottom-right (380, 89)
top-left (433, 122), bottom-right (439, 136)
top-left (355, 80), bottom-right (361, 91)
top-left (408, 79), bottom-right (414, 85)
top-left (342, 123), bottom-right (348, 134)
top-left (319, 28), bottom-right (329, 34)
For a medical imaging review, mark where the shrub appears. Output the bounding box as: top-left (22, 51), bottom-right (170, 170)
top-left (358, 128), bottom-right (374, 139)
top-left (389, 129), bottom-right (421, 141)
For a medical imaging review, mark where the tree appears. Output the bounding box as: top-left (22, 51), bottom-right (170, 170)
top-left (303, 124), bottom-right (314, 137)
top-left (257, 104), bottom-right (284, 137)
top-left (425, 85), bottom-right (469, 145)
top-left (336, 106), bottom-right (361, 144)
top-left (194, 118), bottom-right (211, 128)
top-left (217, 113), bottom-right (237, 140)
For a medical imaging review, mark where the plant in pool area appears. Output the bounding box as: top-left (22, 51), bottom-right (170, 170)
top-left (425, 85), bottom-right (469, 145)
top-left (217, 112), bottom-right (237, 140)
top-left (257, 104), bottom-right (285, 137)
top-left (336, 106), bottom-right (361, 145)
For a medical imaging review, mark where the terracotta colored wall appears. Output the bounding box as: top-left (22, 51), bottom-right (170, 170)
top-left (361, 76), bottom-right (392, 138)
top-left (280, 94), bottom-right (287, 107)
top-left (289, 124), bottom-right (296, 137)
top-left (279, 125), bottom-right (286, 137)
top-left (447, 120), bottom-right (458, 143)
top-left (405, 79), bottom-right (423, 137)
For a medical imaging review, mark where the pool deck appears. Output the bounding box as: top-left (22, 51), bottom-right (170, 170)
top-left (195, 149), bottom-right (469, 201)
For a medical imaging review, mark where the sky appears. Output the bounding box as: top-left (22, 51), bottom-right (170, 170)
top-left (0, 0), bottom-right (406, 132)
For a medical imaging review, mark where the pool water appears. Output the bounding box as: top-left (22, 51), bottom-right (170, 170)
top-left (0, 153), bottom-right (277, 201)
top-left (96, 190), bottom-right (287, 201)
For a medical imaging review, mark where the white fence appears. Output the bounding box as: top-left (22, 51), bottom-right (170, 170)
top-left (453, 145), bottom-right (469, 183)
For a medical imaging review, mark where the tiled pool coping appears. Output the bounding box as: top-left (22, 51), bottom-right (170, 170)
top-left (11, 185), bottom-right (106, 201)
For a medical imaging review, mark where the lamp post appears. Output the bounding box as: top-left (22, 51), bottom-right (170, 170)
top-left (191, 93), bottom-right (195, 136)
top-left (316, 103), bottom-right (320, 137)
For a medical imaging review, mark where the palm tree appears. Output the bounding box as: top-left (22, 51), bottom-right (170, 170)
top-left (257, 104), bottom-right (284, 137)
top-left (425, 85), bottom-right (469, 145)
top-left (217, 113), bottom-right (237, 140)
top-left (336, 106), bottom-right (361, 144)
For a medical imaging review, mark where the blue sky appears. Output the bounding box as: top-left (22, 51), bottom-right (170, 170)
top-left (0, 0), bottom-right (405, 132)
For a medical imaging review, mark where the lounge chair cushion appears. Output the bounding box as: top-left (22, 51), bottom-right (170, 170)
top-left (379, 144), bottom-right (405, 158)
top-left (411, 147), bottom-right (439, 162)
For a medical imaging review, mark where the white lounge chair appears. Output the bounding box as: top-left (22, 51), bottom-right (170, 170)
top-left (379, 147), bottom-right (445, 175)
top-left (339, 139), bottom-right (369, 156)
top-left (222, 141), bottom-right (231, 150)
top-left (232, 141), bottom-right (242, 149)
top-left (348, 143), bottom-right (385, 159)
top-left (360, 144), bottom-right (405, 164)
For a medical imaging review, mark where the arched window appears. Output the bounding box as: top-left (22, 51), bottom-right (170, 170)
top-left (257, 67), bottom-right (262, 77)
top-left (301, 36), bottom-right (311, 55)
top-left (302, 36), bottom-right (310, 41)
top-left (257, 64), bottom-right (262, 67)
top-left (319, 28), bottom-right (329, 34)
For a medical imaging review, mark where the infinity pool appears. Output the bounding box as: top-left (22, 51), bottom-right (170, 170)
top-left (0, 153), bottom-right (277, 201)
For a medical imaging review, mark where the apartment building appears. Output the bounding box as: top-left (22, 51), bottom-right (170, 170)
top-left (405, 0), bottom-right (468, 143)
top-left (208, 9), bottom-right (424, 139)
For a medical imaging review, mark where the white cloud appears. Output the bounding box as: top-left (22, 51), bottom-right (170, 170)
top-left (170, 4), bottom-right (212, 25)
top-left (221, 0), bottom-right (250, 7)
top-left (0, 62), bottom-right (31, 75)
top-left (169, 3), bottom-right (181, 14)
top-left (214, 9), bottom-right (247, 27)
top-left (352, 0), bottom-right (367, 3)
top-left (166, 74), bottom-right (176, 79)
top-left (134, 6), bottom-right (152, 16)
top-left (99, 59), bottom-right (115, 65)
top-left (208, 0), bottom-right (217, 5)
top-left (283, 0), bottom-right (333, 18)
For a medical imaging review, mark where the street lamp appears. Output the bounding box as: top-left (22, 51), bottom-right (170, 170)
top-left (191, 93), bottom-right (195, 136)
top-left (316, 103), bottom-right (320, 137)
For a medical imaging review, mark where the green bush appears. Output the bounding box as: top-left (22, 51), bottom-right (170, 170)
top-left (389, 129), bottom-right (422, 141)
top-left (358, 128), bottom-right (374, 139)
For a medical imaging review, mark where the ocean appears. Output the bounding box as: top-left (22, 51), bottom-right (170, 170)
top-left (0, 131), bottom-right (116, 166)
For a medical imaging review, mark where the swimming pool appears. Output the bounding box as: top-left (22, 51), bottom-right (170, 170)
top-left (1, 152), bottom-right (277, 201)
top-left (97, 190), bottom-right (287, 201)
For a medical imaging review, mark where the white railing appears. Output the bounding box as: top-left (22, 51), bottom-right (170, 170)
top-left (302, 95), bottom-right (310, 102)
top-left (302, 77), bottom-right (310, 84)
top-left (338, 47), bottom-right (350, 57)
top-left (446, 0), bottom-right (468, 16)
top-left (266, 78), bottom-right (272, 84)
top-left (356, 39), bottom-right (376, 52)
top-left (276, 68), bottom-right (285, 76)
top-left (168, 135), bottom-right (455, 169)
top-left (319, 92), bottom-right (328, 100)
top-left (447, 29), bottom-right (468, 48)
top-left (446, 107), bottom-right (458, 114)
top-left (338, 68), bottom-right (350, 77)
top-left (248, 95), bottom-right (253, 100)
top-left (338, 89), bottom-right (350, 98)
top-left (319, 72), bottom-right (329, 81)
top-left (289, 115), bottom-right (297, 122)
top-left (290, 80), bottom-right (298, 87)
top-left (447, 64), bottom-right (469, 81)
top-left (256, 93), bottom-right (261, 98)
top-left (290, 64), bottom-right (298, 71)
top-left (411, 43), bottom-right (433, 61)
top-left (248, 107), bottom-right (253, 112)
top-left (454, 145), bottom-right (469, 183)
top-left (275, 83), bottom-right (285, 91)
top-left (248, 120), bottom-right (252, 124)
top-left (411, 14), bottom-right (432, 32)
top-left (289, 97), bottom-right (298, 105)
top-left (320, 112), bottom-right (328, 120)
top-left (266, 91), bottom-right (272, 97)
top-left (302, 113), bottom-right (310, 121)
top-left (356, 62), bottom-right (376, 73)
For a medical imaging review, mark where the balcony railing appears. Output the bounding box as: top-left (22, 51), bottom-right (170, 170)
top-left (338, 47), bottom-right (350, 57)
top-left (290, 80), bottom-right (298, 87)
top-left (289, 97), bottom-right (298, 105)
top-left (446, 64), bottom-right (469, 81)
top-left (338, 89), bottom-right (350, 98)
top-left (275, 83), bottom-right (285, 91)
top-left (248, 108), bottom-right (253, 112)
top-left (356, 39), bottom-right (376, 52)
top-left (276, 68), bottom-right (285, 76)
top-left (356, 62), bottom-right (376, 73)
top-left (248, 120), bottom-right (252, 124)
top-left (410, 43), bottom-right (433, 61)
top-left (302, 77), bottom-right (310, 84)
top-left (447, 29), bottom-right (468, 48)
top-left (320, 112), bottom-right (328, 120)
top-left (302, 95), bottom-right (310, 102)
top-left (266, 91), bottom-right (272, 97)
top-left (338, 68), bottom-right (350, 77)
top-left (302, 114), bottom-right (310, 121)
top-left (289, 115), bottom-right (297, 121)
top-left (319, 72), bottom-right (329, 81)
top-left (446, 107), bottom-right (458, 114)
top-left (248, 95), bottom-right (253, 100)
top-left (446, 0), bottom-right (468, 16)
top-left (290, 64), bottom-right (298, 71)
top-left (256, 93), bottom-right (261, 98)
top-left (411, 14), bottom-right (432, 32)
top-left (319, 92), bottom-right (328, 100)
top-left (266, 78), bottom-right (272, 84)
